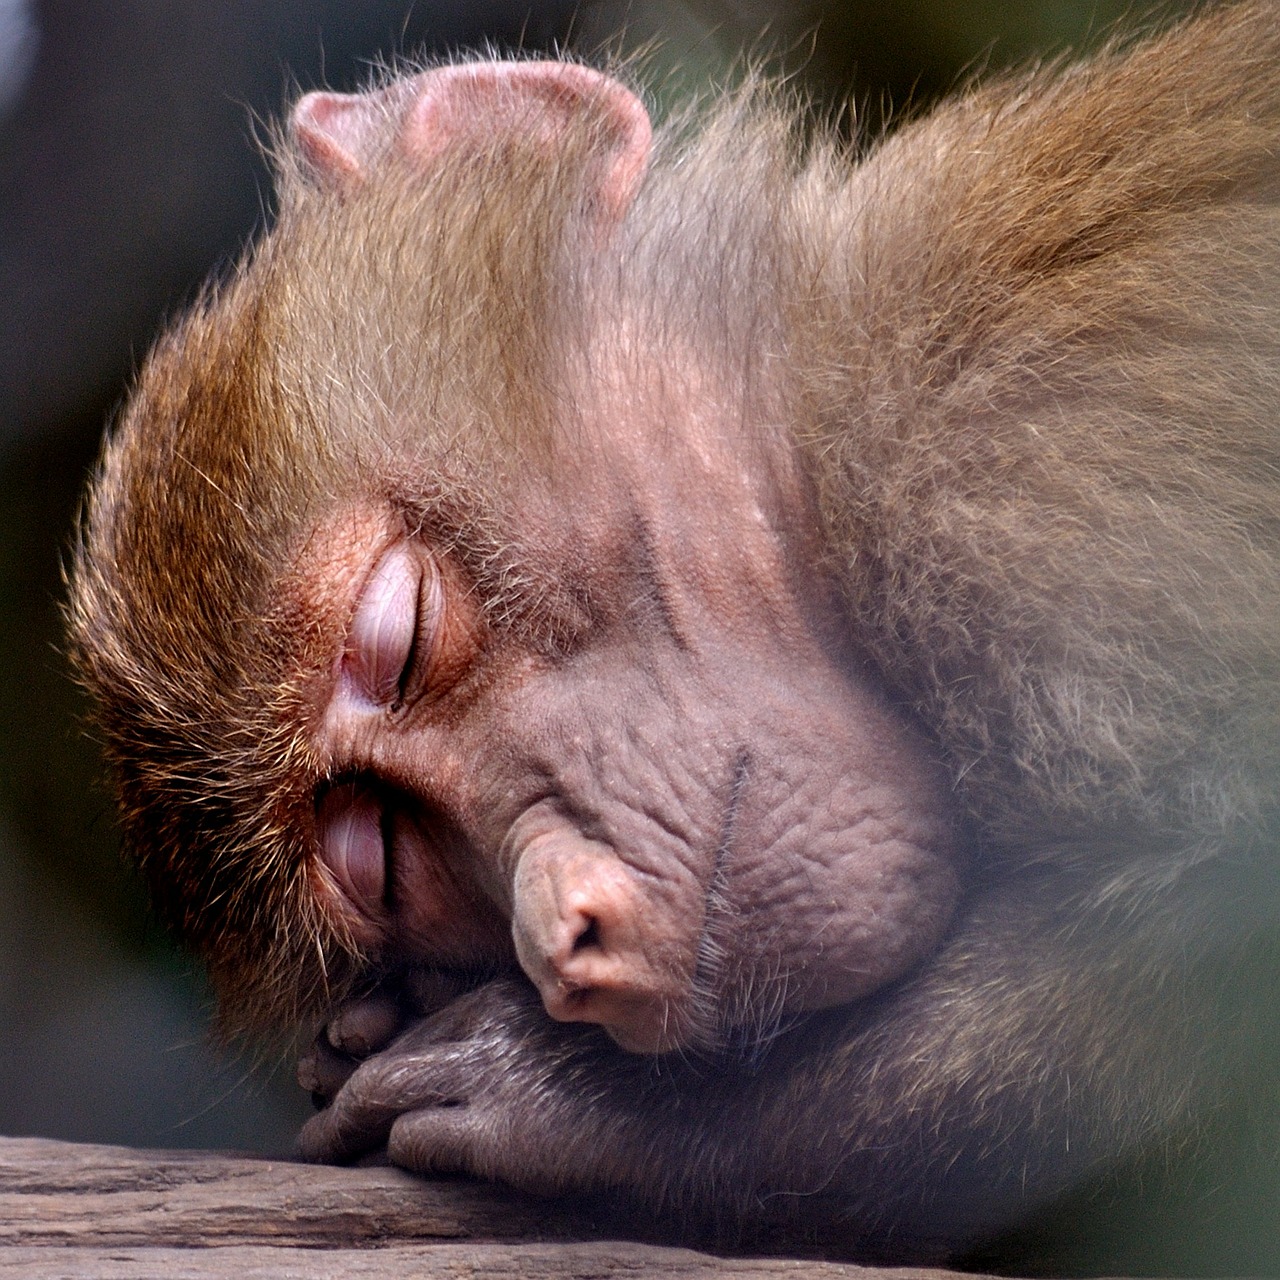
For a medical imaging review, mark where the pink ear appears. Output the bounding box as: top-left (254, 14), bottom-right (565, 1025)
top-left (290, 62), bottom-right (652, 223)
top-left (402, 63), bottom-right (652, 222)
top-left (290, 88), bottom-right (393, 185)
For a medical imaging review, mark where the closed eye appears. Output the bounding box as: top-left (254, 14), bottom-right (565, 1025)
top-left (346, 543), bottom-right (419, 705)
top-left (315, 778), bottom-right (387, 915)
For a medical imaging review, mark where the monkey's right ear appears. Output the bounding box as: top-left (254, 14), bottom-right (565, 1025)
top-left (290, 62), bottom-right (652, 224)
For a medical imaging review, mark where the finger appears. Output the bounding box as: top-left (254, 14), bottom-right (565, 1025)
top-left (297, 1054), bottom-right (462, 1163)
top-left (297, 1064), bottom-right (403, 1161)
top-left (387, 1105), bottom-right (497, 1179)
top-left (326, 990), bottom-right (402, 1058)
top-left (297, 1034), bottom-right (358, 1102)
top-left (298, 1097), bottom-right (392, 1162)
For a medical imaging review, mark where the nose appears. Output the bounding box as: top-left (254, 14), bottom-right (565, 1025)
top-left (510, 828), bottom-right (694, 1053)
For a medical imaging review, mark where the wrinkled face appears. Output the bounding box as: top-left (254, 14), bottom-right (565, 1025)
top-left (292, 360), bottom-right (961, 1054)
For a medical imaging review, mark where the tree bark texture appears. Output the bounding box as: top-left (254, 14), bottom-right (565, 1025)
top-left (0, 1135), bottom-right (990, 1279)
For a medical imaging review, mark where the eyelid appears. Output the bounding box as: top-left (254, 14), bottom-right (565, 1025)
top-left (316, 780), bottom-right (387, 915)
top-left (345, 544), bottom-right (422, 706)
top-left (398, 559), bottom-right (445, 708)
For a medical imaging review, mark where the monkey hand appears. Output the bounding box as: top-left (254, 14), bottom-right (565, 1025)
top-left (297, 968), bottom-right (492, 1105)
top-left (297, 975), bottom-right (659, 1198)
top-left (297, 987), bottom-right (402, 1104)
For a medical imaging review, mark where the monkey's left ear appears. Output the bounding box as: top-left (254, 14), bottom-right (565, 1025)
top-left (291, 62), bottom-right (652, 225)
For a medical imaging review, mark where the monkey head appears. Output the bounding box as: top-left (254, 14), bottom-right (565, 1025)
top-left (68, 62), bottom-right (961, 1055)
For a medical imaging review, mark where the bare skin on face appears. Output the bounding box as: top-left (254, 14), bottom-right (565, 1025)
top-left (299, 371), bottom-right (960, 1053)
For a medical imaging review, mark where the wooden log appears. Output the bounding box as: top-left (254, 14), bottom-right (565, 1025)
top-left (0, 1136), bottom-right (986, 1279)
top-left (0, 1241), bottom-right (972, 1280)
top-left (0, 1135), bottom-right (591, 1248)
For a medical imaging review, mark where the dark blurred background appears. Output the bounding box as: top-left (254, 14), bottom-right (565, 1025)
top-left (5, 0), bottom-right (1278, 1274)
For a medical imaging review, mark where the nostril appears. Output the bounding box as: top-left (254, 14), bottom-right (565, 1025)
top-left (512, 832), bottom-right (690, 1049)
top-left (571, 914), bottom-right (601, 953)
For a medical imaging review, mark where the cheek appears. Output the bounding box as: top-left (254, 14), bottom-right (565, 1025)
top-left (388, 810), bottom-right (515, 965)
top-left (721, 736), bottom-right (962, 1012)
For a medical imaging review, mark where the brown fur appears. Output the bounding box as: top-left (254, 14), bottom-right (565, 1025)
top-left (67, 0), bottom-right (1280, 1258)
